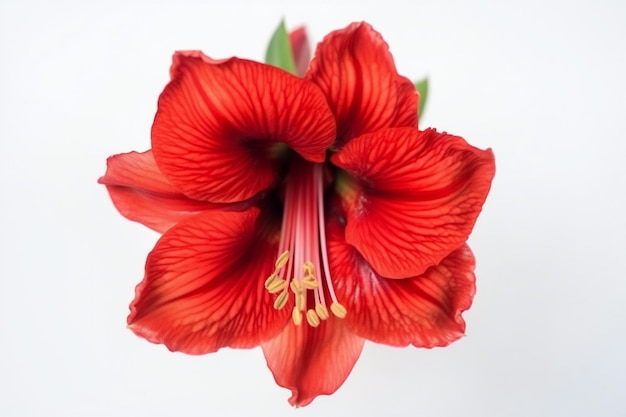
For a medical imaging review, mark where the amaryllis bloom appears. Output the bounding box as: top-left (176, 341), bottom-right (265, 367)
top-left (99, 22), bottom-right (495, 406)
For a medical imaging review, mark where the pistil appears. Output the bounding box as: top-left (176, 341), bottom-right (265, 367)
top-left (264, 160), bottom-right (346, 326)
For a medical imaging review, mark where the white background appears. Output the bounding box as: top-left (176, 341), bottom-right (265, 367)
top-left (1, 0), bottom-right (625, 416)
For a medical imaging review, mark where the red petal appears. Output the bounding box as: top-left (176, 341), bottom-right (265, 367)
top-left (152, 51), bottom-right (336, 203)
top-left (306, 22), bottom-right (418, 146)
top-left (289, 26), bottom-right (311, 77)
top-left (328, 212), bottom-right (476, 347)
top-left (98, 151), bottom-right (219, 233)
top-left (331, 127), bottom-right (495, 278)
top-left (128, 208), bottom-right (290, 354)
top-left (262, 318), bottom-right (364, 407)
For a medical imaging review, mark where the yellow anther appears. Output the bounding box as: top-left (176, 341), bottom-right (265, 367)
top-left (306, 309), bottom-right (321, 327)
top-left (303, 261), bottom-right (315, 276)
top-left (290, 279), bottom-right (302, 294)
top-left (330, 302), bottom-right (347, 318)
top-left (275, 250), bottom-right (290, 269)
top-left (264, 272), bottom-right (278, 289)
top-left (292, 306), bottom-right (302, 326)
top-left (266, 278), bottom-right (287, 294)
top-left (273, 291), bottom-right (289, 310)
top-left (295, 292), bottom-right (305, 311)
top-left (302, 275), bottom-right (318, 290)
top-left (315, 303), bottom-right (329, 320)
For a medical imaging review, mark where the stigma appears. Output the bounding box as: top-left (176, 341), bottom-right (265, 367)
top-left (264, 161), bottom-right (346, 327)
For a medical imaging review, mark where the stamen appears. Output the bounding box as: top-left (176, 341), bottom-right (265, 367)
top-left (315, 303), bottom-right (329, 320)
top-left (264, 273), bottom-right (278, 288)
top-left (273, 291), bottom-right (289, 310)
top-left (266, 278), bottom-right (287, 294)
top-left (290, 280), bottom-right (306, 311)
top-left (302, 275), bottom-right (318, 290)
top-left (330, 302), bottom-right (347, 318)
top-left (290, 280), bottom-right (302, 294)
top-left (316, 164), bottom-right (344, 310)
top-left (265, 161), bottom-right (348, 328)
top-left (292, 306), bottom-right (302, 326)
top-left (303, 261), bottom-right (314, 276)
top-left (295, 292), bottom-right (305, 312)
top-left (275, 250), bottom-right (290, 269)
top-left (306, 309), bottom-right (321, 327)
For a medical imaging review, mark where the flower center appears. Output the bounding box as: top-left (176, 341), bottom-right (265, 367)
top-left (264, 160), bottom-right (346, 327)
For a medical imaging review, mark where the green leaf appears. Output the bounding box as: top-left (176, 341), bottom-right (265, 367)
top-left (265, 20), bottom-right (296, 74)
top-left (414, 77), bottom-right (429, 117)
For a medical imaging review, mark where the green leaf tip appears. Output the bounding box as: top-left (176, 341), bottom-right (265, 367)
top-left (415, 77), bottom-right (429, 117)
top-left (265, 19), bottom-right (297, 74)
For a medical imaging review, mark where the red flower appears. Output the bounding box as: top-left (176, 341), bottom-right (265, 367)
top-left (99, 22), bottom-right (495, 406)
